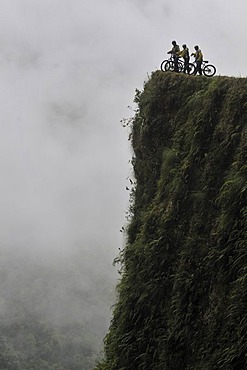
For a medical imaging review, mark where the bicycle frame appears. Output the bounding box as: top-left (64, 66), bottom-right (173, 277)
top-left (160, 56), bottom-right (195, 75)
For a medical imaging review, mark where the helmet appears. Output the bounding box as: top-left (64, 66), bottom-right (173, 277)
top-left (194, 45), bottom-right (199, 50)
top-left (172, 40), bottom-right (177, 45)
top-left (182, 44), bottom-right (186, 48)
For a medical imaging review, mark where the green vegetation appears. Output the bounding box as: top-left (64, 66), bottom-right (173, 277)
top-left (96, 72), bottom-right (247, 369)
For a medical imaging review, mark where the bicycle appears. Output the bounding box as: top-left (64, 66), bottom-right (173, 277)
top-left (160, 56), bottom-right (195, 75)
top-left (191, 59), bottom-right (217, 77)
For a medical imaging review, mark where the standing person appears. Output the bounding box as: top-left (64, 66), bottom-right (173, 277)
top-left (178, 44), bottom-right (190, 73)
top-left (167, 40), bottom-right (180, 72)
top-left (191, 45), bottom-right (203, 75)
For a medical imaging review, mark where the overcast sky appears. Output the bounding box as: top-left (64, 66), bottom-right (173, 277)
top-left (0, 0), bottom-right (246, 348)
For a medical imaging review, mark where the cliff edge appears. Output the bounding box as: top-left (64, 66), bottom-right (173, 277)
top-left (97, 72), bottom-right (247, 370)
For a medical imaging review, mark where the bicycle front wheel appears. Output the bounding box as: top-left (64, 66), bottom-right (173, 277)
top-left (168, 60), bottom-right (182, 72)
top-left (203, 64), bottom-right (216, 77)
top-left (165, 60), bottom-right (175, 71)
top-left (160, 60), bottom-right (170, 72)
top-left (177, 61), bottom-right (183, 72)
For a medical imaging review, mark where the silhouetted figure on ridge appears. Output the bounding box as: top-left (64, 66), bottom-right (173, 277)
top-left (178, 44), bottom-right (190, 74)
top-left (191, 45), bottom-right (203, 75)
top-left (167, 40), bottom-right (180, 72)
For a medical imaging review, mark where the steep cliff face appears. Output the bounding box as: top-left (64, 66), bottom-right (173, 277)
top-left (97, 72), bottom-right (247, 370)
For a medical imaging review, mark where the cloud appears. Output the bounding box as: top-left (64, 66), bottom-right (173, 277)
top-left (0, 0), bottom-right (246, 353)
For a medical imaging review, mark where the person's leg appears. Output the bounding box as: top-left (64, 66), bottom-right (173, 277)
top-left (193, 63), bottom-right (198, 75)
top-left (184, 57), bottom-right (189, 73)
top-left (198, 61), bottom-right (202, 75)
top-left (174, 55), bottom-right (179, 72)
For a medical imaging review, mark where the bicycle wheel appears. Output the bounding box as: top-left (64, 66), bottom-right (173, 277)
top-left (160, 59), bottom-right (170, 72)
top-left (163, 60), bottom-right (175, 71)
top-left (187, 63), bottom-right (195, 75)
top-left (203, 64), bottom-right (216, 77)
top-left (177, 61), bottom-right (183, 72)
top-left (169, 60), bottom-right (182, 72)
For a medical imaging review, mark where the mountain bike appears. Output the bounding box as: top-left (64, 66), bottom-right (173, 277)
top-left (160, 56), bottom-right (195, 75)
top-left (192, 60), bottom-right (217, 77)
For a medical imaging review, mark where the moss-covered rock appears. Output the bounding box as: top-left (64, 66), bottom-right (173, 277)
top-left (96, 72), bottom-right (247, 370)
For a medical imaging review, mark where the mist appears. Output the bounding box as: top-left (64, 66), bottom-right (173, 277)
top-left (0, 0), bottom-right (246, 367)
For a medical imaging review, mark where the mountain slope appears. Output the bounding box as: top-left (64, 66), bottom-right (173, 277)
top-left (97, 72), bottom-right (247, 370)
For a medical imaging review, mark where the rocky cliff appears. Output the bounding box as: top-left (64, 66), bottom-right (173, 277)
top-left (97, 72), bottom-right (247, 370)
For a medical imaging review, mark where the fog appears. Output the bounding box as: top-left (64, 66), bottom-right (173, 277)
top-left (0, 0), bottom-right (246, 363)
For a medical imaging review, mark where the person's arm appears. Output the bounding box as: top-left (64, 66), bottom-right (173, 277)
top-left (178, 50), bottom-right (185, 58)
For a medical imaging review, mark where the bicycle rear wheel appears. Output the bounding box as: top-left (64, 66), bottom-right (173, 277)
top-left (203, 64), bottom-right (216, 77)
top-left (187, 63), bottom-right (195, 75)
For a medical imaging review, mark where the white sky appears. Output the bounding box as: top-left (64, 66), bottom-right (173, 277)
top-left (0, 0), bottom-right (246, 346)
